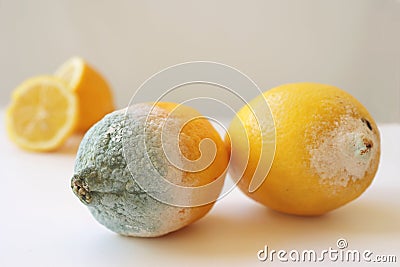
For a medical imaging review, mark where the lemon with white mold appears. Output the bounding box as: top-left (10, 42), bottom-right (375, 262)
top-left (71, 102), bottom-right (229, 237)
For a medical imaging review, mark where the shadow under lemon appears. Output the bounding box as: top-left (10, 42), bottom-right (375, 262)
top-left (90, 192), bottom-right (400, 260)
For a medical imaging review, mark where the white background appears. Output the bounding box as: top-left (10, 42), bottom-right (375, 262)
top-left (0, 0), bottom-right (399, 122)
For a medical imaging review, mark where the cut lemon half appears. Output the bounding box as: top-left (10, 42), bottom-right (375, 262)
top-left (55, 57), bottom-right (115, 132)
top-left (6, 76), bottom-right (77, 152)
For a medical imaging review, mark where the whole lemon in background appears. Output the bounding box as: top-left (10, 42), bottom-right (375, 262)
top-left (6, 76), bottom-right (77, 152)
top-left (55, 57), bottom-right (115, 133)
top-left (71, 102), bottom-right (229, 237)
top-left (227, 83), bottom-right (380, 215)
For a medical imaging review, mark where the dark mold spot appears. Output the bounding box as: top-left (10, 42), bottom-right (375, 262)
top-left (360, 138), bottom-right (373, 155)
top-left (361, 118), bottom-right (372, 131)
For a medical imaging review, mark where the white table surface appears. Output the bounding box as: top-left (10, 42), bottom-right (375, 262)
top-left (1, 111), bottom-right (399, 267)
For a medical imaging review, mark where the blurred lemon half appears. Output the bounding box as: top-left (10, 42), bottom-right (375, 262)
top-left (55, 57), bottom-right (115, 132)
top-left (6, 76), bottom-right (78, 152)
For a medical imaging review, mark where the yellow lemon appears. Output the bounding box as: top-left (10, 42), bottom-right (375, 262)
top-left (6, 76), bottom-right (77, 152)
top-left (55, 57), bottom-right (115, 132)
top-left (227, 83), bottom-right (380, 215)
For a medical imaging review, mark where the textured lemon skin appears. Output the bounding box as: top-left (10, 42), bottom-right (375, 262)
top-left (72, 103), bottom-right (228, 237)
top-left (227, 83), bottom-right (381, 215)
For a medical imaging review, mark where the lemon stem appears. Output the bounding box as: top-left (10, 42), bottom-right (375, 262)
top-left (71, 175), bottom-right (92, 204)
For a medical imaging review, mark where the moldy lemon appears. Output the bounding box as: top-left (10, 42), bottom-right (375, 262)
top-left (71, 102), bottom-right (229, 237)
top-left (226, 83), bottom-right (380, 215)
